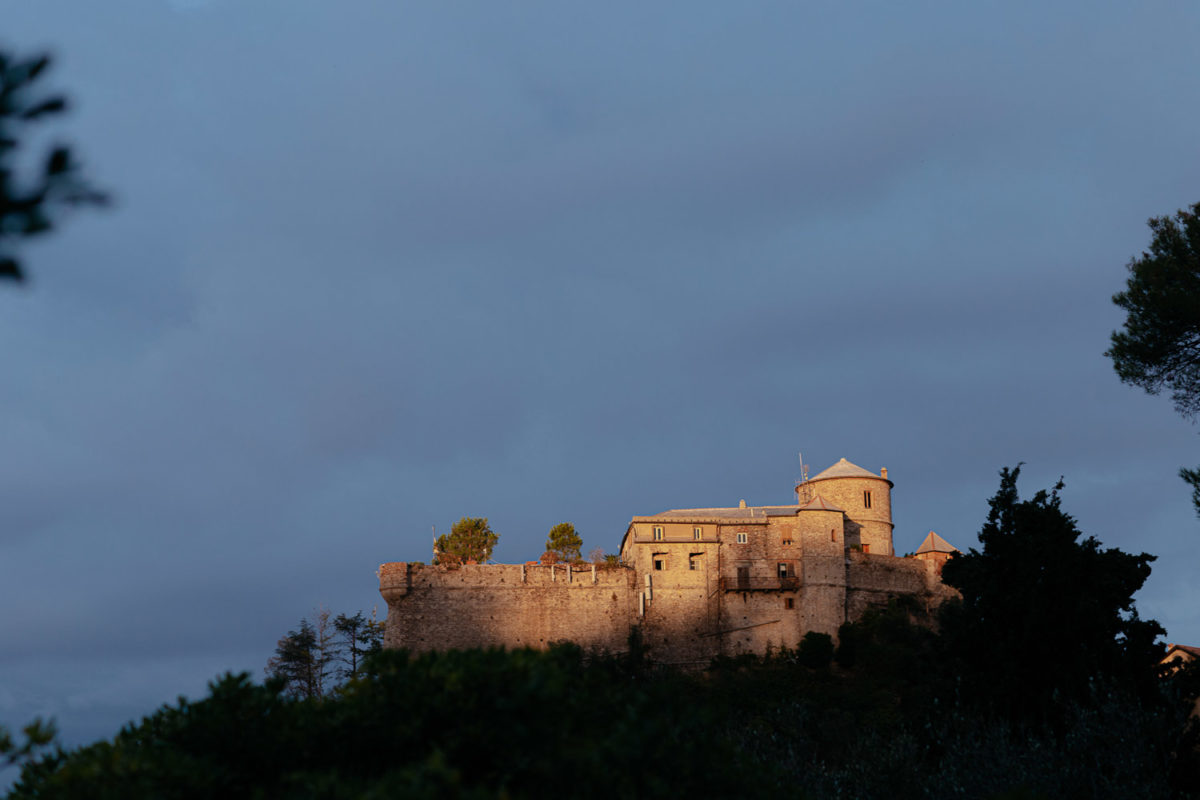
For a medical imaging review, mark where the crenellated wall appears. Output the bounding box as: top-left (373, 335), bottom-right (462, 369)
top-left (380, 460), bottom-right (957, 663)
top-left (380, 552), bottom-right (957, 663)
top-left (381, 562), bottom-right (639, 653)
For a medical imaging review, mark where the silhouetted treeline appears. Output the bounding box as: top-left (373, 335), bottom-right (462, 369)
top-left (8, 469), bottom-right (1200, 798)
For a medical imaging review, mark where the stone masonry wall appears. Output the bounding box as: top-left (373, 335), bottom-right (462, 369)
top-left (379, 550), bottom-right (958, 662)
top-left (381, 562), bottom-right (639, 654)
top-left (804, 475), bottom-right (894, 556)
top-left (845, 551), bottom-right (958, 621)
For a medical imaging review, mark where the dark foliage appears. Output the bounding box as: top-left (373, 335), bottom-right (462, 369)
top-left (265, 609), bottom-right (384, 699)
top-left (265, 616), bottom-right (333, 700)
top-left (1107, 201), bottom-right (1200, 516)
top-left (0, 49), bottom-right (107, 282)
top-left (0, 720), bottom-right (55, 771)
top-left (797, 631), bottom-right (834, 669)
top-left (10, 646), bottom-right (776, 799)
top-left (941, 466), bottom-right (1164, 720)
top-left (12, 470), bottom-right (1197, 798)
top-left (332, 611), bottom-right (384, 683)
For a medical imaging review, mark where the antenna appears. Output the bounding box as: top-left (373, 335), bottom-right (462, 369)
top-left (796, 451), bottom-right (812, 504)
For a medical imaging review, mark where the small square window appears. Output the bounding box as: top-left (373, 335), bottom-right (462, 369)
top-left (653, 557), bottom-right (665, 571)
top-left (694, 526), bottom-right (702, 540)
top-left (784, 597), bottom-right (795, 610)
top-left (736, 532), bottom-right (747, 544)
top-left (689, 554), bottom-right (700, 571)
top-left (653, 526), bottom-right (663, 541)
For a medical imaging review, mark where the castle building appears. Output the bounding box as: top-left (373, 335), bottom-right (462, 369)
top-left (913, 531), bottom-right (959, 577)
top-left (380, 458), bottom-right (958, 665)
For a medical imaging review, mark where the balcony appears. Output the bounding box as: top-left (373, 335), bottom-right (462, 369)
top-left (719, 576), bottom-right (800, 592)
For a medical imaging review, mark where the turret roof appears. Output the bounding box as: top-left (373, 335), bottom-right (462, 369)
top-left (808, 457), bottom-right (884, 482)
top-left (798, 494), bottom-right (844, 512)
top-left (915, 531), bottom-right (958, 554)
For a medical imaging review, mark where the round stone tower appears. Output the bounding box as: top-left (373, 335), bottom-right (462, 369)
top-left (798, 458), bottom-right (894, 556)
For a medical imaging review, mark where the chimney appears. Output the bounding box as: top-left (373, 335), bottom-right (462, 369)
top-left (881, 467), bottom-right (888, 479)
top-left (739, 499), bottom-right (746, 509)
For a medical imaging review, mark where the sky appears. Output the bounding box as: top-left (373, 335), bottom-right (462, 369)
top-left (3, 0), bottom-right (1199, 756)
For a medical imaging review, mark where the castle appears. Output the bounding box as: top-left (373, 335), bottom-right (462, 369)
top-left (379, 458), bottom-right (959, 665)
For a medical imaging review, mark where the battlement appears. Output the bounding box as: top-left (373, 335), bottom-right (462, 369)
top-left (381, 561), bottom-right (635, 596)
top-left (381, 561), bottom-right (639, 654)
top-left (379, 457), bottom-right (959, 661)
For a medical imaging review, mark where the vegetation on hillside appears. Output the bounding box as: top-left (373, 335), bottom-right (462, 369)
top-left (265, 609), bottom-right (384, 700)
top-left (8, 470), bottom-right (1199, 798)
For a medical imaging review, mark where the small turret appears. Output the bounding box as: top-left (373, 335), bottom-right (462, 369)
top-left (799, 458), bottom-right (895, 555)
top-left (913, 531), bottom-right (958, 577)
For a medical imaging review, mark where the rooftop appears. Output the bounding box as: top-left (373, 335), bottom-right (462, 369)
top-left (915, 531), bottom-right (959, 554)
top-left (633, 505), bottom-right (798, 523)
top-left (798, 494), bottom-right (844, 512)
top-left (808, 457), bottom-right (884, 482)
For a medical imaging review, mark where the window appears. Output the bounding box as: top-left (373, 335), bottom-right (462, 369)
top-left (782, 537), bottom-right (793, 546)
top-left (653, 556), bottom-right (665, 571)
top-left (862, 544), bottom-right (870, 554)
top-left (736, 532), bottom-right (747, 544)
top-left (863, 490), bottom-right (872, 509)
top-left (653, 526), bottom-right (663, 541)
top-left (689, 554), bottom-right (701, 571)
top-left (693, 526), bottom-right (703, 540)
top-left (830, 528), bottom-right (836, 542)
top-left (778, 562), bottom-right (790, 579)
top-left (785, 597), bottom-right (795, 610)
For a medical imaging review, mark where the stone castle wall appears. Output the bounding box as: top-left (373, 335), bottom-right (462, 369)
top-left (380, 461), bottom-right (958, 660)
top-left (845, 551), bottom-right (958, 621)
top-left (381, 552), bottom-right (956, 662)
top-left (380, 562), bottom-right (639, 653)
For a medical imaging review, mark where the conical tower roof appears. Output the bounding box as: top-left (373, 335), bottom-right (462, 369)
top-left (915, 531), bottom-right (958, 554)
top-left (798, 493), bottom-right (844, 512)
top-left (809, 457), bottom-right (884, 482)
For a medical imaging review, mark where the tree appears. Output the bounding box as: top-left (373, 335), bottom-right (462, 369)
top-left (333, 610), bottom-right (384, 682)
top-left (1, 49), bottom-right (107, 282)
top-left (545, 522), bottom-right (583, 563)
top-left (434, 517), bottom-right (498, 564)
top-left (1106, 202), bottom-right (1200, 515)
top-left (940, 466), bottom-right (1164, 717)
top-left (1, 719), bottom-right (55, 771)
top-left (265, 610), bottom-right (335, 699)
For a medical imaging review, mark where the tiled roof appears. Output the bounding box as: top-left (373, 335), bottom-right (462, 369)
top-left (633, 505), bottom-right (800, 522)
top-left (1166, 643), bottom-right (1200, 659)
top-left (808, 457), bottom-right (882, 482)
top-left (915, 531), bottom-right (958, 554)
top-left (798, 494), bottom-right (844, 512)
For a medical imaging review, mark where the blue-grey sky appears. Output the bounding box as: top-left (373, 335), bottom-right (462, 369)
top-left (3, 0), bottom-right (1199, 754)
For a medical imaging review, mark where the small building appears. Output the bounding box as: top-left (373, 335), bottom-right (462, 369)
top-left (1162, 643), bottom-right (1200, 671)
top-left (913, 531), bottom-right (959, 577)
